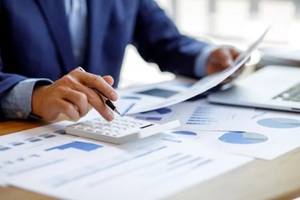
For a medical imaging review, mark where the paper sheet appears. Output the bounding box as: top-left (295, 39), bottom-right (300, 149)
top-left (0, 119), bottom-right (182, 186)
top-left (129, 99), bottom-right (256, 131)
top-left (122, 99), bottom-right (300, 160)
top-left (1, 118), bottom-right (252, 199)
top-left (117, 27), bottom-right (270, 114)
top-left (162, 128), bottom-right (300, 160)
top-left (6, 135), bottom-right (252, 200)
top-left (156, 104), bottom-right (300, 160)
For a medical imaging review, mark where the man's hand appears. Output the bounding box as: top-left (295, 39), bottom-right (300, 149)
top-left (31, 69), bottom-right (118, 121)
top-left (206, 46), bottom-right (242, 86)
top-left (206, 46), bottom-right (240, 75)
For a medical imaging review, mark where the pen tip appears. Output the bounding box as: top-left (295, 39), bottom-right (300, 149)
top-left (115, 109), bottom-right (121, 116)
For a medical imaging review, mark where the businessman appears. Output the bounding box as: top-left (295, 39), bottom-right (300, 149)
top-left (0, 0), bottom-right (239, 121)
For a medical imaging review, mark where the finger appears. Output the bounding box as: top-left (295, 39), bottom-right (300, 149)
top-left (73, 69), bottom-right (118, 101)
top-left (94, 102), bottom-right (115, 122)
top-left (208, 48), bottom-right (232, 73)
top-left (86, 87), bottom-right (115, 121)
top-left (230, 48), bottom-right (240, 60)
top-left (90, 76), bottom-right (118, 101)
top-left (71, 82), bottom-right (115, 121)
top-left (61, 88), bottom-right (90, 117)
top-left (102, 75), bottom-right (114, 86)
top-left (217, 48), bottom-right (234, 68)
top-left (54, 98), bottom-right (81, 121)
top-left (46, 88), bottom-right (85, 121)
top-left (63, 71), bottom-right (115, 121)
top-left (44, 76), bottom-right (90, 119)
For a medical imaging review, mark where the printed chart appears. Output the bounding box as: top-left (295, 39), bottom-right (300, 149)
top-left (171, 130), bottom-right (198, 136)
top-left (257, 118), bottom-right (300, 129)
top-left (45, 141), bottom-right (102, 152)
top-left (218, 131), bottom-right (268, 144)
top-left (135, 108), bottom-right (172, 121)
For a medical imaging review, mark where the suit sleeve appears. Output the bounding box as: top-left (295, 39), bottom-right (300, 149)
top-left (0, 74), bottom-right (26, 121)
top-left (133, 0), bottom-right (213, 78)
top-left (0, 2), bottom-right (31, 119)
top-left (0, 50), bottom-right (28, 120)
top-left (0, 77), bottom-right (28, 120)
top-left (0, 1), bottom-right (27, 94)
top-left (0, 52), bottom-right (28, 92)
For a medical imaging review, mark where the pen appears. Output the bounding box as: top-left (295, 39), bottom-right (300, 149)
top-left (77, 66), bottom-right (121, 115)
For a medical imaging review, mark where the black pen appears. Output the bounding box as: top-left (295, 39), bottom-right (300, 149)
top-left (77, 66), bottom-right (121, 115)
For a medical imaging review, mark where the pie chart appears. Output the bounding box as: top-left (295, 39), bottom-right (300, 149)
top-left (257, 118), bottom-right (300, 129)
top-left (219, 131), bottom-right (268, 144)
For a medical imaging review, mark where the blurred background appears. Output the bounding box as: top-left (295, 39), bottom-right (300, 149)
top-left (119, 0), bottom-right (300, 88)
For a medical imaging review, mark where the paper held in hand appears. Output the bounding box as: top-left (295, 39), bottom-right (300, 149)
top-left (119, 26), bottom-right (270, 115)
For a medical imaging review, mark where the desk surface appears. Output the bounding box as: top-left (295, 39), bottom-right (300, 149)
top-left (1, 120), bottom-right (300, 200)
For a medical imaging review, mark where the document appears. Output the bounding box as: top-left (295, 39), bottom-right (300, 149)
top-left (130, 99), bottom-right (256, 131)
top-left (0, 120), bottom-right (164, 186)
top-left (125, 99), bottom-right (300, 160)
top-left (0, 121), bottom-right (72, 186)
top-left (1, 116), bottom-right (252, 199)
top-left (117, 27), bottom-right (270, 114)
top-left (166, 129), bottom-right (300, 160)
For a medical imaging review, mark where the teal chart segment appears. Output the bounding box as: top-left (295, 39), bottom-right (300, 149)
top-left (257, 118), bottom-right (300, 129)
top-left (219, 131), bottom-right (268, 144)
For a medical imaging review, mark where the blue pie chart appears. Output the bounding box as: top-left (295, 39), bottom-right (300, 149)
top-left (219, 131), bottom-right (268, 144)
top-left (257, 118), bottom-right (300, 129)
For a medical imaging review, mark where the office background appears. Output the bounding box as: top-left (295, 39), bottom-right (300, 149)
top-left (119, 0), bottom-right (300, 88)
top-left (2, 1), bottom-right (300, 199)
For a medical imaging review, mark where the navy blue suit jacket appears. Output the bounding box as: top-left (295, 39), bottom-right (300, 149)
top-left (0, 0), bottom-right (209, 93)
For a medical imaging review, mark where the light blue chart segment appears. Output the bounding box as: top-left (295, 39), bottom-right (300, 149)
top-left (45, 141), bottom-right (102, 152)
top-left (171, 130), bottom-right (197, 136)
top-left (257, 118), bottom-right (300, 129)
top-left (219, 131), bottom-right (268, 144)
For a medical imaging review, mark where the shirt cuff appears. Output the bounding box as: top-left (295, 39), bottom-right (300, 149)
top-left (1, 79), bottom-right (52, 119)
top-left (194, 45), bottom-right (217, 77)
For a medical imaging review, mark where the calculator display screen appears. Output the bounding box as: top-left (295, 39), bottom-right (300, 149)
top-left (135, 88), bottom-right (178, 98)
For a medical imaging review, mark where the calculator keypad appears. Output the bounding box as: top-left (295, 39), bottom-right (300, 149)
top-left (66, 116), bottom-right (180, 144)
top-left (67, 116), bottom-right (151, 137)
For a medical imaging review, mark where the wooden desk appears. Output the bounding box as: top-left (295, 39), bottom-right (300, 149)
top-left (1, 120), bottom-right (300, 200)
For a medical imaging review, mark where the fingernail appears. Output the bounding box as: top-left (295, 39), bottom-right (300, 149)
top-left (106, 112), bottom-right (115, 121)
top-left (110, 92), bottom-right (118, 100)
top-left (71, 116), bottom-right (80, 122)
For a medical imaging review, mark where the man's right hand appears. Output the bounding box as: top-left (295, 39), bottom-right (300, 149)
top-left (31, 69), bottom-right (118, 121)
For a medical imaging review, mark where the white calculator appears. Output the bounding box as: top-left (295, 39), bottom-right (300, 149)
top-left (66, 116), bottom-right (180, 144)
